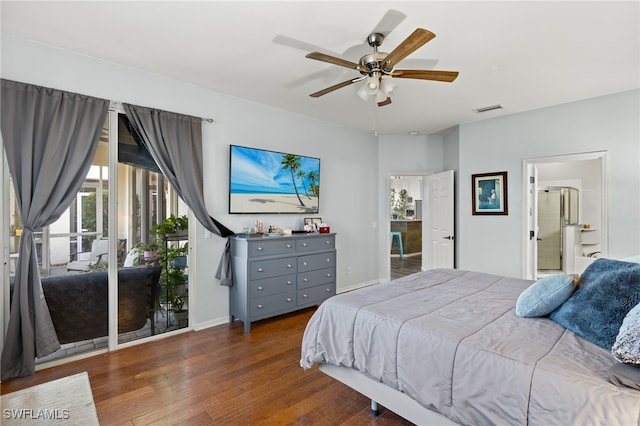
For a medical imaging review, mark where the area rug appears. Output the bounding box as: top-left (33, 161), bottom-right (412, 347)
top-left (1, 372), bottom-right (99, 425)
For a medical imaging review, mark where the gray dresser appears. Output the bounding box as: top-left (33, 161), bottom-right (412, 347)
top-left (229, 233), bottom-right (336, 333)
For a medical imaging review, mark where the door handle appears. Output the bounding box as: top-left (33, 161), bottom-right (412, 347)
top-left (443, 235), bottom-right (454, 240)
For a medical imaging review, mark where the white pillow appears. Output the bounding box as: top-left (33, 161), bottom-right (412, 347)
top-left (612, 302), bottom-right (640, 365)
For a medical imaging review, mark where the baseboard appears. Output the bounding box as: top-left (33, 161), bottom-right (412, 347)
top-left (192, 316), bottom-right (230, 331)
top-left (337, 279), bottom-right (381, 294)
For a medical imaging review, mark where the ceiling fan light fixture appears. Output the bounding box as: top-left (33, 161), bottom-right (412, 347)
top-left (356, 83), bottom-right (371, 101)
top-left (380, 78), bottom-right (396, 95)
top-left (367, 77), bottom-right (379, 90)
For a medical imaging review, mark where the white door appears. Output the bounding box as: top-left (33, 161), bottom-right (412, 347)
top-left (526, 163), bottom-right (538, 279)
top-left (426, 170), bottom-right (454, 269)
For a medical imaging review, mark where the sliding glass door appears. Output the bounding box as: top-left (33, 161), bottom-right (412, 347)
top-left (3, 108), bottom-right (189, 366)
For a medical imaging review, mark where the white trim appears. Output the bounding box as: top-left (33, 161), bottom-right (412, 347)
top-left (108, 110), bottom-right (119, 351)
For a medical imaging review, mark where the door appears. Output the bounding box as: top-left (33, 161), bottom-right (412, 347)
top-left (525, 163), bottom-right (538, 279)
top-left (537, 189), bottom-right (562, 271)
top-left (426, 170), bottom-right (454, 269)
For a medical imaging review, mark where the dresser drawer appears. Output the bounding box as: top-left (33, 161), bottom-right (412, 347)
top-left (250, 274), bottom-right (296, 298)
top-left (250, 291), bottom-right (297, 317)
top-left (250, 257), bottom-right (297, 279)
top-left (297, 235), bottom-right (335, 253)
top-left (298, 251), bottom-right (335, 272)
top-left (298, 267), bottom-right (335, 289)
top-left (248, 239), bottom-right (296, 258)
top-left (298, 283), bottom-right (335, 305)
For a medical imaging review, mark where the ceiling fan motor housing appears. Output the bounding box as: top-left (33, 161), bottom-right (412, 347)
top-left (359, 52), bottom-right (392, 76)
top-left (360, 32), bottom-right (394, 75)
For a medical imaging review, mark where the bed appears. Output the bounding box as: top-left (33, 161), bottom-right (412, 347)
top-left (300, 266), bottom-right (640, 425)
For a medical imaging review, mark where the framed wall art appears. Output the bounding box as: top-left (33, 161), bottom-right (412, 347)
top-left (472, 171), bottom-right (508, 215)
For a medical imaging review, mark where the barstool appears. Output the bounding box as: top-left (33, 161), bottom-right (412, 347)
top-left (390, 232), bottom-right (404, 259)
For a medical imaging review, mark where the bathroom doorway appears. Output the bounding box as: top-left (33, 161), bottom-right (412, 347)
top-left (523, 151), bottom-right (607, 279)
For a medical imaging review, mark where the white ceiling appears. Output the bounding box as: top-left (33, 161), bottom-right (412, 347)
top-left (2, 1), bottom-right (639, 135)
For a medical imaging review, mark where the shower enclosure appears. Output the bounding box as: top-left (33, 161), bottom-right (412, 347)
top-left (537, 187), bottom-right (580, 272)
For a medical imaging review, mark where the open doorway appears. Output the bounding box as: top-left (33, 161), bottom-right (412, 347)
top-left (523, 152), bottom-right (607, 279)
top-left (388, 174), bottom-right (425, 280)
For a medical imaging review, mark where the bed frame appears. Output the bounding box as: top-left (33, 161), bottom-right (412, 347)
top-left (319, 364), bottom-right (458, 425)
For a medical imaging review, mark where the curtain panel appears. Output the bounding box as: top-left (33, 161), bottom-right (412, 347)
top-left (1, 79), bottom-right (109, 379)
top-left (122, 104), bottom-right (234, 238)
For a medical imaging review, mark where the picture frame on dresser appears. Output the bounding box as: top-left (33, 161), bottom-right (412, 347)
top-left (304, 217), bottom-right (322, 232)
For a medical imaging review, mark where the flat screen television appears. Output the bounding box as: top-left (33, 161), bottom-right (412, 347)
top-left (229, 145), bottom-right (320, 214)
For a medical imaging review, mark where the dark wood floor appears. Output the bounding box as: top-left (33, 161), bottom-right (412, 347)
top-left (1, 307), bottom-right (414, 425)
top-left (390, 254), bottom-right (422, 280)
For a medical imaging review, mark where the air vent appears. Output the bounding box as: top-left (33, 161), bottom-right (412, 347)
top-left (473, 104), bottom-right (503, 113)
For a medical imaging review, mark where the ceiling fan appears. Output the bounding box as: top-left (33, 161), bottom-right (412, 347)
top-left (306, 28), bottom-right (459, 107)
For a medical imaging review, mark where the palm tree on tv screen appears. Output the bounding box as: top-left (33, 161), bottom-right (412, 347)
top-left (281, 154), bottom-right (306, 207)
top-left (297, 169), bottom-right (311, 199)
top-left (307, 170), bottom-right (319, 197)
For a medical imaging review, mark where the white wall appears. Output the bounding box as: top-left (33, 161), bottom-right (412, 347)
top-left (1, 34), bottom-right (380, 330)
top-left (456, 90), bottom-right (640, 277)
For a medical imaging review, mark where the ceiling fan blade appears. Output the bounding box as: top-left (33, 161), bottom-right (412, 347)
top-left (384, 28), bottom-right (436, 69)
top-left (309, 78), bottom-right (361, 98)
top-left (377, 97), bottom-right (392, 107)
top-left (372, 9), bottom-right (406, 36)
top-left (306, 52), bottom-right (363, 71)
top-left (390, 69), bottom-right (459, 82)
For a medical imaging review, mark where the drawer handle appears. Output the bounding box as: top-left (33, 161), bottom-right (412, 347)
top-left (257, 286), bottom-right (263, 291)
top-left (326, 258), bottom-right (331, 262)
top-left (325, 240), bottom-right (331, 244)
top-left (326, 273), bottom-right (332, 277)
top-left (257, 246), bottom-right (263, 251)
top-left (303, 278), bottom-right (309, 282)
top-left (286, 244), bottom-right (292, 248)
top-left (302, 242), bottom-right (308, 247)
top-left (257, 268), bottom-right (264, 272)
top-left (286, 281), bottom-right (293, 285)
top-left (303, 261), bottom-right (307, 266)
top-left (286, 298), bottom-right (293, 302)
top-left (303, 294), bottom-right (308, 298)
top-left (257, 304), bottom-right (263, 309)
top-left (287, 264), bottom-right (292, 269)
top-left (326, 288), bottom-right (332, 292)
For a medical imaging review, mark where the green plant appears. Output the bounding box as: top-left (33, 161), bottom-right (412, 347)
top-left (390, 188), bottom-right (408, 219)
top-left (87, 260), bottom-right (108, 270)
top-left (133, 240), bottom-right (160, 263)
top-left (166, 264), bottom-right (187, 312)
top-left (152, 214), bottom-right (188, 238)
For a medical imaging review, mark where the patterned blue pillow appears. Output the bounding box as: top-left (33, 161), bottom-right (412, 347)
top-left (612, 302), bottom-right (640, 364)
top-left (515, 274), bottom-right (577, 318)
top-left (549, 259), bottom-right (640, 349)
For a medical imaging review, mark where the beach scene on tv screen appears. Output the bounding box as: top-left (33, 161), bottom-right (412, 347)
top-left (230, 146), bottom-right (320, 214)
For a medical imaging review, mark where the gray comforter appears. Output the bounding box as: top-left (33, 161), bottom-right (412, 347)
top-left (300, 269), bottom-right (640, 425)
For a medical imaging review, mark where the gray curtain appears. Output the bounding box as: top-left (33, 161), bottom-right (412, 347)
top-left (122, 104), bottom-right (234, 238)
top-left (1, 79), bottom-right (109, 379)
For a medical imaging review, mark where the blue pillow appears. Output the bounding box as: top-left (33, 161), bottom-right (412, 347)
top-left (612, 302), bottom-right (640, 365)
top-left (549, 259), bottom-right (640, 349)
top-left (515, 274), bottom-right (577, 318)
